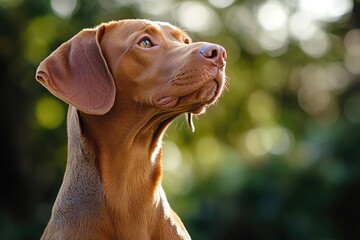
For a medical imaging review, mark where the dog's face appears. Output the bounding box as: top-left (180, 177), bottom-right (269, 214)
top-left (36, 19), bottom-right (226, 128)
top-left (100, 20), bottom-right (226, 115)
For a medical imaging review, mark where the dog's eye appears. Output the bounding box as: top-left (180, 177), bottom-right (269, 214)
top-left (184, 38), bottom-right (190, 44)
top-left (139, 38), bottom-right (154, 48)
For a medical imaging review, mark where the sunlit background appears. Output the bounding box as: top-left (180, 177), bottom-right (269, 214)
top-left (1, 0), bottom-right (360, 239)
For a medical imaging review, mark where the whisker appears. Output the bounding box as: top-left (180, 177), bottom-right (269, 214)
top-left (179, 119), bottom-right (185, 130)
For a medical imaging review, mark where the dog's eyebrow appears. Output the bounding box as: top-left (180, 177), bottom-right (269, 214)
top-left (170, 29), bottom-right (182, 40)
top-left (169, 29), bottom-right (191, 43)
top-left (141, 24), bottom-right (192, 44)
top-left (129, 24), bottom-right (164, 44)
top-left (144, 25), bottom-right (162, 35)
top-left (141, 25), bottom-right (170, 43)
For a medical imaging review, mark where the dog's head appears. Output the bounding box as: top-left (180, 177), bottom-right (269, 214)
top-left (36, 19), bottom-right (227, 131)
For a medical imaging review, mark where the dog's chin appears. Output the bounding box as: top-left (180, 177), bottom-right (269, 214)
top-left (182, 80), bottom-right (219, 112)
top-left (155, 79), bottom-right (220, 113)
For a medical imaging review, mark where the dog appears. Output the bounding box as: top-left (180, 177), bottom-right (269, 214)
top-left (36, 19), bottom-right (226, 239)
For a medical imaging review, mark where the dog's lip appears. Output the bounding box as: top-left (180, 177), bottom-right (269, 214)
top-left (155, 96), bottom-right (179, 108)
top-left (155, 79), bottom-right (219, 111)
top-left (155, 69), bottom-right (224, 110)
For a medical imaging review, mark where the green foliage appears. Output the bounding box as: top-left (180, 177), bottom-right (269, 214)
top-left (1, 0), bottom-right (359, 239)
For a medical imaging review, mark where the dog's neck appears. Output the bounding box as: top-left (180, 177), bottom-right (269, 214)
top-left (73, 104), bottom-right (186, 238)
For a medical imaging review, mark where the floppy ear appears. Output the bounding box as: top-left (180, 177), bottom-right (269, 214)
top-left (35, 25), bottom-right (116, 115)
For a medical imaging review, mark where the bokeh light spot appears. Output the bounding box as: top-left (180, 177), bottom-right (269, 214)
top-left (245, 126), bottom-right (292, 157)
top-left (298, 0), bottom-right (353, 22)
top-left (245, 128), bottom-right (267, 157)
top-left (195, 136), bottom-right (222, 178)
top-left (300, 29), bottom-right (330, 58)
top-left (25, 17), bottom-right (57, 43)
top-left (175, 1), bottom-right (222, 36)
top-left (257, 0), bottom-right (288, 31)
top-left (163, 141), bottom-right (182, 172)
top-left (138, 0), bottom-right (173, 16)
top-left (298, 87), bottom-right (331, 116)
top-left (289, 11), bottom-right (318, 41)
top-left (247, 90), bottom-right (277, 123)
top-left (51, 0), bottom-right (78, 18)
top-left (344, 29), bottom-right (360, 74)
top-left (258, 28), bottom-right (288, 55)
top-left (36, 96), bottom-right (66, 129)
top-left (263, 126), bottom-right (292, 155)
top-left (324, 63), bottom-right (350, 91)
top-left (23, 17), bottom-right (57, 64)
top-left (24, 38), bottom-right (48, 65)
top-left (344, 29), bottom-right (360, 55)
top-left (208, 0), bottom-right (234, 9)
top-left (163, 142), bottom-right (194, 196)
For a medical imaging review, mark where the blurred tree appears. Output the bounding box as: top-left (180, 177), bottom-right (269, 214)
top-left (0, 0), bottom-right (359, 239)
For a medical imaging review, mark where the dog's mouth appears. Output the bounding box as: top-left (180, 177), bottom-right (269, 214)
top-left (155, 75), bottom-right (222, 111)
top-left (154, 70), bottom-right (225, 131)
top-left (179, 79), bottom-right (220, 111)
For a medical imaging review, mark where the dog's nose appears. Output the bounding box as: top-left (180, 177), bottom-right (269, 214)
top-left (199, 44), bottom-right (227, 67)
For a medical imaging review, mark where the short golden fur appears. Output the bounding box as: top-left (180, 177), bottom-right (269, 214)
top-left (36, 19), bottom-right (226, 239)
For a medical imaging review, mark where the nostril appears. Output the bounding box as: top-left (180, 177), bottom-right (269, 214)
top-left (200, 44), bottom-right (220, 59)
top-left (210, 49), bottom-right (218, 58)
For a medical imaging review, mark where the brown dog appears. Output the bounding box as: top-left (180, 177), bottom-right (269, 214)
top-left (36, 19), bottom-right (226, 240)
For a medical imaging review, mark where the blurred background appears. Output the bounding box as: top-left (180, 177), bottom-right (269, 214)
top-left (1, 0), bottom-right (360, 239)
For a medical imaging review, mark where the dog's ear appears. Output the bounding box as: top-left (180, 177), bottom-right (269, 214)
top-left (35, 25), bottom-right (115, 115)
